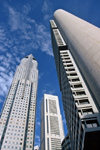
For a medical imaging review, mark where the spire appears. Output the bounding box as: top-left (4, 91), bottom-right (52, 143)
top-left (25, 54), bottom-right (36, 60)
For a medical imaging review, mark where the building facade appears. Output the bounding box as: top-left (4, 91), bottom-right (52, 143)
top-left (50, 10), bottom-right (100, 150)
top-left (62, 135), bottom-right (71, 150)
top-left (53, 9), bottom-right (100, 111)
top-left (0, 54), bottom-right (38, 150)
top-left (40, 94), bottom-right (64, 150)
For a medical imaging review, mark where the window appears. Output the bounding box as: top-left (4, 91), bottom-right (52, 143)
top-left (47, 116), bottom-right (49, 133)
top-left (74, 84), bottom-right (82, 88)
top-left (76, 91), bottom-right (86, 96)
top-left (46, 99), bottom-right (48, 113)
top-left (69, 73), bottom-right (77, 76)
top-left (68, 68), bottom-right (75, 71)
top-left (53, 29), bottom-right (65, 46)
top-left (66, 60), bottom-right (72, 63)
top-left (47, 138), bottom-right (49, 150)
top-left (71, 78), bottom-right (80, 82)
top-left (63, 57), bottom-right (70, 60)
top-left (62, 54), bottom-right (69, 57)
top-left (86, 120), bottom-right (98, 128)
top-left (67, 64), bottom-right (73, 67)
top-left (79, 99), bottom-right (89, 105)
top-left (76, 98), bottom-right (89, 105)
top-left (82, 108), bottom-right (93, 115)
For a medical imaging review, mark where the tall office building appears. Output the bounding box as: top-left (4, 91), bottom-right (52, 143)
top-left (0, 54), bottom-right (38, 150)
top-left (40, 94), bottom-right (64, 150)
top-left (50, 9), bottom-right (100, 150)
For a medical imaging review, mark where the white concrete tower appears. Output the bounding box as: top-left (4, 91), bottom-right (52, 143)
top-left (53, 9), bottom-right (100, 110)
top-left (50, 10), bottom-right (100, 150)
top-left (40, 94), bottom-right (64, 150)
top-left (0, 54), bottom-right (38, 150)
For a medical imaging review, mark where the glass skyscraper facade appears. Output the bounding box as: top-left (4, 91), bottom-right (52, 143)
top-left (0, 54), bottom-right (38, 150)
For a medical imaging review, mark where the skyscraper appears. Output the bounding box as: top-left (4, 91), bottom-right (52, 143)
top-left (50, 9), bottom-right (100, 150)
top-left (0, 54), bottom-right (38, 150)
top-left (40, 94), bottom-right (64, 150)
top-left (52, 9), bottom-right (100, 110)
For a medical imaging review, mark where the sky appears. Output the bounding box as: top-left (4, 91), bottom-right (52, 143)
top-left (0, 0), bottom-right (100, 147)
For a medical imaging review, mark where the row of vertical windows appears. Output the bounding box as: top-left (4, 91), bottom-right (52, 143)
top-left (50, 116), bottom-right (60, 135)
top-left (78, 108), bottom-right (93, 116)
top-left (73, 90), bottom-right (86, 96)
top-left (51, 138), bottom-right (61, 150)
top-left (60, 50), bottom-right (92, 110)
top-left (46, 116), bottom-right (49, 133)
top-left (46, 99), bottom-right (48, 113)
top-left (49, 100), bottom-right (57, 114)
top-left (46, 99), bottom-right (57, 114)
top-left (47, 138), bottom-right (49, 150)
top-left (82, 119), bottom-right (99, 128)
top-left (3, 145), bottom-right (21, 149)
top-left (75, 98), bottom-right (89, 105)
top-left (59, 32), bottom-right (99, 150)
top-left (53, 29), bottom-right (66, 46)
top-left (69, 78), bottom-right (80, 82)
top-left (50, 20), bottom-right (57, 28)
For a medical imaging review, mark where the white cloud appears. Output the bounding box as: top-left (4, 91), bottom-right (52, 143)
top-left (42, 88), bottom-right (55, 95)
top-left (44, 14), bottom-right (50, 20)
top-left (35, 135), bottom-right (40, 146)
top-left (35, 135), bottom-right (40, 142)
top-left (0, 71), bottom-right (13, 96)
top-left (7, 5), bottom-right (53, 56)
top-left (37, 121), bottom-right (40, 126)
top-left (8, 7), bottom-right (21, 31)
top-left (35, 135), bottom-right (40, 145)
top-left (0, 52), bottom-right (19, 98)
top-left (0, 66), bottom-right (6, 72)
top-left (34, 143), bottom-right (40, 147)
top-left (0, 27), bottom-right (6, 41)
top-left (0, 45), bottom-right (7, 51)
top-left (41, 0), bottom-right (53, 21)
top-left (0, 27), bottom-right (8, 52)
top-left (42, 1), bottom-right (48, 13)
top-left (23, 4), bottom-right (31, 15)
top-left (0, 26), bottom-right (18, 98)
top-left (39, 72), bottom-right (44, 80)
